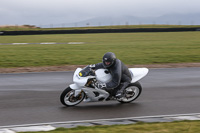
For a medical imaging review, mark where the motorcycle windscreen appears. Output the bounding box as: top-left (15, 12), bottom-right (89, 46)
top-left (73, 68), bottom-right (89, 86)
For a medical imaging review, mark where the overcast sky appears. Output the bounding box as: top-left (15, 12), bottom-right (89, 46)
top-left (0, 0), bottom-right (200, 26)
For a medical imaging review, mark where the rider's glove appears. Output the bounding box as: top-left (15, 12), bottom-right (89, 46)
top-left (88, 64), bottom-right (96, 70)
top-left (96, 82), bottom-right (107, 90)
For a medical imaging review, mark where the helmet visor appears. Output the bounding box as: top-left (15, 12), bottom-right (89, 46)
top-left (105, 61), bottom-right (111, 66)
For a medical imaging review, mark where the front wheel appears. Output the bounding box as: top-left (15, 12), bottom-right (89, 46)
top-left (60, 87), bottom-right (85, 107)
top-left (117, 82), bottom-right (142, 103)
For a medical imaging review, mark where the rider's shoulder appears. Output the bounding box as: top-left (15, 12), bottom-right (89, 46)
top-left (115, 59), bottom-right (122, 64)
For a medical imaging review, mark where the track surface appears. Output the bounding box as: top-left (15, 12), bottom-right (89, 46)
top-left (0, 68), bottom-right (200, 126)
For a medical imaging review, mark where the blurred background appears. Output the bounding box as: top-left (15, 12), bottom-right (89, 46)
top-left (1, 0), bottom-right (200, 28)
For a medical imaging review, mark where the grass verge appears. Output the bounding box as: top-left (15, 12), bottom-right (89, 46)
top-left (0, 31), bottom-right (200, 68)
top-left (20, 120), bottom-right (200, 133)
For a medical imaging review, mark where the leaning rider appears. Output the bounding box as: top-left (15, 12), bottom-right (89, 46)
top-left (89, 52), bottom-right (132, 98)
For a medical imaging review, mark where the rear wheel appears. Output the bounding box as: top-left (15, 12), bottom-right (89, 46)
top-left (117, 82), bottom-right (142, 103)
top-left (60, 87), bottom-right (85, 107)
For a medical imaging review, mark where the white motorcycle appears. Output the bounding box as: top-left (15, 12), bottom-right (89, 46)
top-left (60, 67), bottom-right (149, 107)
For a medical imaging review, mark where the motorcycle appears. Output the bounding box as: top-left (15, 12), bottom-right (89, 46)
top-left (60, 66), bottom-right (149, 107)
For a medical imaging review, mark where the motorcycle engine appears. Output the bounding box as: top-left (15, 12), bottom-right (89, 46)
top-left (95, 69), bottom-right (112, 83)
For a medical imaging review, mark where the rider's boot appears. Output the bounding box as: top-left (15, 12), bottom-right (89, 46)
top-left (105, 88), bottom-right (114, 100)
top-left (115, 82), bottom-right (130, 99)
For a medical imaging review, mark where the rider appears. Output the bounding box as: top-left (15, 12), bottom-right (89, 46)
top-left (89, 52), bottom-right (132, 98)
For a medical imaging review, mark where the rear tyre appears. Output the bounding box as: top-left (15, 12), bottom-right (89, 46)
top-left (117, 82), bottom-right (142, 103)
top-left (60, 87), bottom-right (85, 107)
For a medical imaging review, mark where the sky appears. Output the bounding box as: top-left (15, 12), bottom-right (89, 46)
top-left (0, 0), bottom-right (200, 27)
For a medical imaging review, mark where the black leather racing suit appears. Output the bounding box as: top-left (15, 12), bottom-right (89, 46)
top-left (93, 59), bottom-right (132, 95)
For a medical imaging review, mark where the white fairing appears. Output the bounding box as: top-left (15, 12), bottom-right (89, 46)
top-left (95, 68), bottom-right (148, 84)
top-left (129, 68), bottom-right (149, 83)
top-left (69, 84), bottom-right (80, 90)
top-left (69, 68), bottom-right (110, 102)
top-left (70, 68), bottom-right (149, 90)
top-left (70, 68), bottom-right (94, 89)
top-left (73, 68), bottom-right (88, 86)
top-left (95, 69), bottom-right (112, 83)
top-left (69, 67), bottom-right (148, 101)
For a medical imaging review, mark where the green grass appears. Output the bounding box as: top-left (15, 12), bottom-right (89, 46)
top-left (20, 121), bottom-right (200, 133)
top-left (0, 31), bottom-right (200, 68)
top-left (1, 24), bottom-right (200, 31)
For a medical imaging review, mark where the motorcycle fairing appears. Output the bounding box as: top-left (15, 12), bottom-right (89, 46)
top-left (129, 68), bottom-right (149, 83)
top-left (69, 67), bottom-right (148, 102)
top-left (72, 68), bottom-right (95, 87)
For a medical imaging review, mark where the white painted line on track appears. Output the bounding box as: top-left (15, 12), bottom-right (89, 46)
top-left (1, 113), bottom-right (200, 129)
top-left (1, 113), bottom-right (200, 133)
top-left (40, 42), bottom-right (56, 44)
top-left (68, 42), bottom-right (84, 44)
top-left (11, 125), bottom-right (56, 132)
top-left (12, 43), bottom-right (28, 45)
top-left (168, 116), bottom-right (200, 120)
top-left (0, 126), bottom-right (55, 133)
top-left (0, 129), bottom-right (15, 133)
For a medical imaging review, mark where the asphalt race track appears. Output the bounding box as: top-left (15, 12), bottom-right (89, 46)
top-left (0, 68), bottom-right (200, 126)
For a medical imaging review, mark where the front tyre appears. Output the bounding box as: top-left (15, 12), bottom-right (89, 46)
top-left (117, 82), bottom-right (142, 103)
top-left (60, 87), bottom-right (85, 107)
